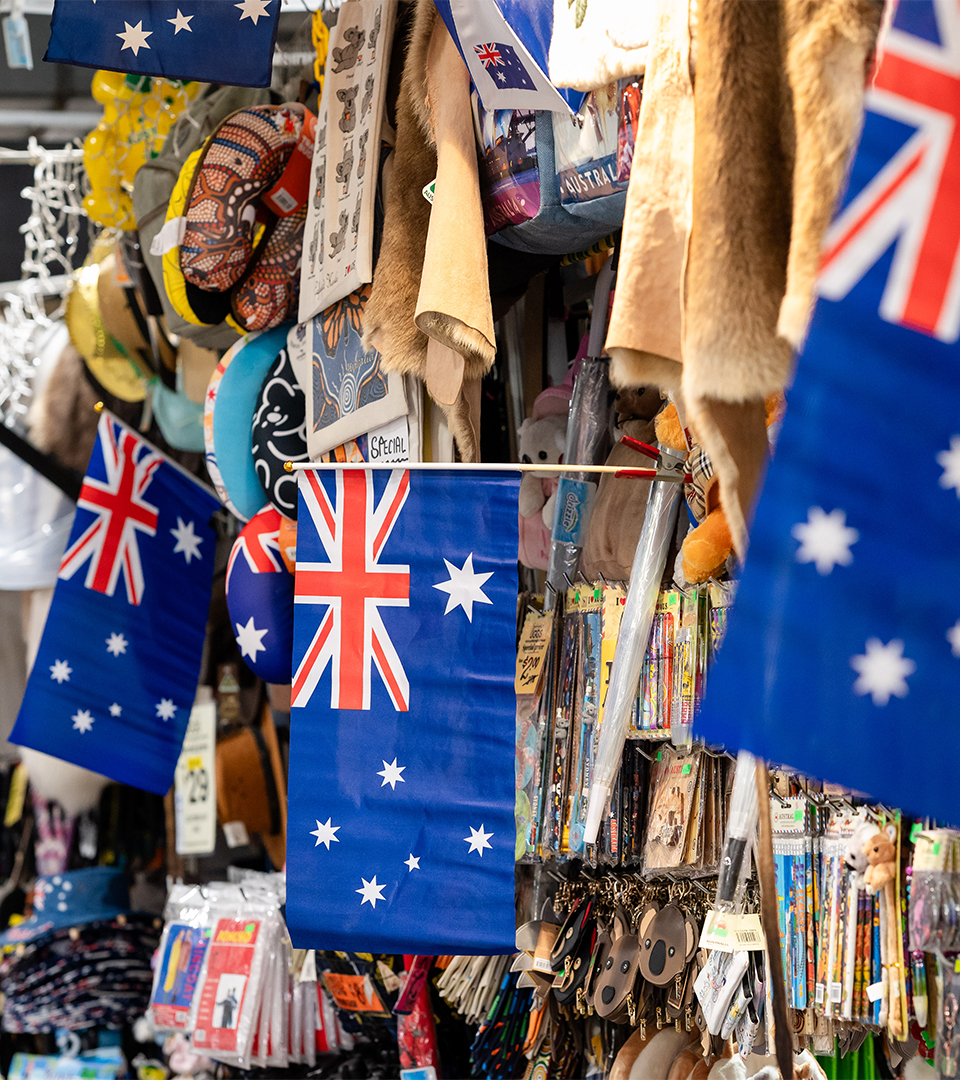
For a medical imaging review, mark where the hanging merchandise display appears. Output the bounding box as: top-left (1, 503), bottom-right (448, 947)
top-left (2, 0), bottom-right (960, 1077)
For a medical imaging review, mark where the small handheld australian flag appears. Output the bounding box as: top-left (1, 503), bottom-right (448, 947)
top-left (285, 467), bottom-right (519, 955)
top-left (12, 412), bottom-right (221, 795)
top-left (44, 0), bottom-right (280, 88)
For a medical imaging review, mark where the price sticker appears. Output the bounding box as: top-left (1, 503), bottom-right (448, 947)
top-left (515, 610), bottom-right (552, 695)
top-left (174, 699), bottom-right (217, 855)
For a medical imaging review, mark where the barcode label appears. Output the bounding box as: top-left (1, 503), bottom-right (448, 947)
top-left (815, 984), bottom-right (825, 1005)
top-left (270, 186), bottom-right (297, 213)
top-left (734, 928), bottom-right (764, 947)
top-left (829, 982), bottom-right (843, 1003)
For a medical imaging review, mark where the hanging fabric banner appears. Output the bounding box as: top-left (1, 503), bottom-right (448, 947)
top-left (44, 0), bottom-right (280, 89)
top-left (12, 412), bottom-right (221, 795)
top-left (286, 468), bottom-right (519, 954)
top-left (698, 0), bottom-right (960, 824)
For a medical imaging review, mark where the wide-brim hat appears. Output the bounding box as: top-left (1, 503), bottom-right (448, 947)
top-left (0, 867), bottom-right (129, 947)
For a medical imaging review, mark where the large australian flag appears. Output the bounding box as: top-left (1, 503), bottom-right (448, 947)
top-left (698, 0), bottom-right (960, 825)
top-left (44, 0), bottom-right (280, 88)
top-left (286, 468), bottom-right (519, 954)
top-left (12, 412), bottom-right (220, 795)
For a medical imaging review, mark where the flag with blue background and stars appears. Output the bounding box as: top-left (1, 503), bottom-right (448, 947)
top-left (44, 0), bottom-right (280, 88)
top-left (12, 412), bottom-right (220, 795)
top-left (698, 0), bottom-right (960, 825)
top-left (286, 467), bottom-right (519, 954)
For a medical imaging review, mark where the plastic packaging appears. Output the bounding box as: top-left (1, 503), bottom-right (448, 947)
top-left (545, 259), bottom-right (615, 601)
top-left (583, 471), bottom-right (682, 845)
top-left (716, 751), bottom-right (760, 911)
top-left (150, 883), bottom-right (214, 1033)
top-left (0, 444), bottom-right (75, 590)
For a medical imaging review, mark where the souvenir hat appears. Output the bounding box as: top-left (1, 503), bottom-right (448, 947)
top-left (225, 505), bottom-right (294, 685)
top-left (210, 322), bottom-right (292, 521)
top-left (0, 867), bottom-right (129, 947)
top-left (66, 242), bottom-right (151, 403)
top-left (252, 346), bottom-right (308, 519)
top-left (215, 706), bottom-right (287, 869)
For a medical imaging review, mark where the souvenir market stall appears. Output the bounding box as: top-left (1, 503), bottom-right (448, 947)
top-left (0, 0), bottom-right (954, 1078)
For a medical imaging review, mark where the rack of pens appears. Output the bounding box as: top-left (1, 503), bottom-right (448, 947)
top-left (515, 579), bottom-right (735, 865)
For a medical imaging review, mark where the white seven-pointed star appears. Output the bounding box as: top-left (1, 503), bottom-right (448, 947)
top-left (235, 616), bottom-right (268, 662)
top-left (156, 698), bottom-right (177, 721)
top-left (433, 554), bottom-right (493, 622)
top-left (948, 621), bottom-right (960, 658)
top-left (109, 703), bottom-right (122, 717)
top-left (938, 436), bottom-right (960, 495)
top-left (170, 517), bottom-right (203, 563)
top-left (356, 876), bottom-right (386, 909)
top-left (464, 824), bottom-right (493, 857)
top-left (792, 507), bottom-right (859, 574)
top-left (49, 659), bottom-right (72, 684)
top-left (116, 20), bottom-right (152, 55)
top-left (850, 638), bottom-right (916, 706)
top-left (105, 632), bottom-right (128, 657)
top-left (235, 0), bottom-right (270, 24)
top-left (377, 758), bottom-right (405, 790)
top-left (168, 9), bottom-right (193, 33)
top-left (310, 818), bottom-right (340, 849)
top-left (72, 709), bottom-right (94, 734)
top-left (405, 854), bottom-right (420, 872)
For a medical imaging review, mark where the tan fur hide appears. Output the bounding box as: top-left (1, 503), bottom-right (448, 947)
top-left (364, 0), bottom-right (494, 461)
top-left (682, 0), bottom-right (881, 556)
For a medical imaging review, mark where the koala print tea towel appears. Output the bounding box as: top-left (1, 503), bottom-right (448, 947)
top-left (299, 0), bottom-right (396, 322)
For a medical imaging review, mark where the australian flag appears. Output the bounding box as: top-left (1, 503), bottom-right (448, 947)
top-left (474, 41), bottom-right (536, 91)
top-left (285, 468), bottom-right (519, 954)
top-left (12, 412), bottom-right (220, 795)
top-left (44, 0), bottom-right (280, 88)
top-left (698, 0), bottom-right (960, 825)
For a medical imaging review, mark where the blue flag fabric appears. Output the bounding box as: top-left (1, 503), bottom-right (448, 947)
top-left (286, 468), bottom-right (519, 954)
top-left (12, 413), bottom-right (221, 795)
top-left (698, 0), bottom-right (960, 824)
top-left (44, 0), bottom-right (280, 88)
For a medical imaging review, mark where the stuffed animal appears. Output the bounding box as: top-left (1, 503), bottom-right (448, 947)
top-left (517, 372), bottom-right (576, 571)
top-left (863, 824), bottom-right (898, 893)
top-left (655, 395), bottom-right (783, 585)
top-left (518, 415), bottom-right (566, 523)
top-left (844, 820), bottom-right (876, 877)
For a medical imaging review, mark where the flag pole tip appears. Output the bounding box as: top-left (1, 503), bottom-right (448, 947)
top-left (284, 460), bottom-right (293, 472)
top-left (94, 401), bottom-right (104, 414)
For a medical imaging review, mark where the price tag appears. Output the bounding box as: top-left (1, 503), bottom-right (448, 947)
top-left (699, 911), bottom-right (765, 953)
top-left (515, 611), bottom-right (551, 695)
top-left (174, 699), bottom-right (216, 855)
